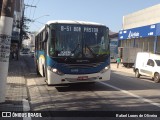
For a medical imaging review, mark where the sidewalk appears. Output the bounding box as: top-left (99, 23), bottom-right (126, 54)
top-left (0, 59), bottom-right (134, 114)
top-left (0, 57), bottom-right (29, 112)
top-left (111, 63), bottom-right (134, 74)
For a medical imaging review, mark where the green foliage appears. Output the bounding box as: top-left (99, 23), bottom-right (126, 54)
top-left (22, 16), bottom-right (31, 39)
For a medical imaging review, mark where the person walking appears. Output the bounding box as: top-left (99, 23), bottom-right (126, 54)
top-left (116, 57), bottom-right (121, 68)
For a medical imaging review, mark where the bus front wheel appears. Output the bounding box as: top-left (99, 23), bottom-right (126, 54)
top-left (36, 65), bottom-right (40, 75)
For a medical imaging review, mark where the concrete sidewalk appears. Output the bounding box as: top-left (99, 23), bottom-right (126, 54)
top-left (0, 58), bottom-right (135, 119)
top-left (111, 63), bottom-right (134, 75)
top-left (0, 57), bottom-right (29, 113)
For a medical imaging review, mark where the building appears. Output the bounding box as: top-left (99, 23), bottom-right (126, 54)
top-left (122, 4), bottom-right (160, 30)
top-left (119, 4), bottom-right (160, 54)
top-left (11, 0), bottom-right (24, 48)
top-left (22, 34), bottom-right (35, 52)
top-left (9, 0), bottom-right (24, 60)
top-left (110, 33), bottom-right (118, 62)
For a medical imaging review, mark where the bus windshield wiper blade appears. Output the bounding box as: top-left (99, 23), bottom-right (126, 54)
top-left (72, 43), bottom-right (81, 54)
top-left (85, 44), bottom-right (97, 57)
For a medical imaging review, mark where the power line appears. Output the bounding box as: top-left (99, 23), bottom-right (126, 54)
top-left (25, 4), bottom-right (36, 8)
top-left (35, 0), bottom-right (40, 6)
top-left (32, 7), bottom-right (36, 19)
top-left (28, 0), bottom-right (35, 18)
top-left (32, 0), bottom-right (40, 20)
top-left (31, 0), bottom-right (35, 5)
top-left (25, 0), bottom-right (41, 27)
top-left (19, 4), bottom-right (36, 47)
top-left (27, 0), bottom-right (30, 5)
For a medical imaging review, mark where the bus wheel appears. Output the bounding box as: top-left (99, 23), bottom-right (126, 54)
top-left (135, 69), bottom-right (140, 78)
top-left (154, 73), bottom-right (160, 83)
top-left (43, 66), bottom-right (45, 77)
top-left (36, 65), bottom-right (40, 75)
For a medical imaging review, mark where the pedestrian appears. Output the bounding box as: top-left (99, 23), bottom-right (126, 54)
top-left (12, 44), bottom-right (18, 60)
top-left (116, 57), bottom-right (121, 68)
top-left (10, 46), bottom-right (14, 59)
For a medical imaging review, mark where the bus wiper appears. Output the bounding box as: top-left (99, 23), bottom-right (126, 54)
top-left (71, 43), bottom-right (83, 58)
top-left (72, 43), bottom-right (81, 53)
top-left (85, 44), bottom-right (97, 57)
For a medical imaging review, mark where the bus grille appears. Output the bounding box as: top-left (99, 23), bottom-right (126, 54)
top-left (61, 62), bottom-right (104, 69)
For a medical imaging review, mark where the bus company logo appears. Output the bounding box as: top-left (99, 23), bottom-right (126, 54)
top-left (150, 25), bottom-right (155, 29)
top-left (128, 31), bottom-right (139, 38)
top-left (71, 69), bottom-right (79, 73)
top-left (2, 112), bottom-right (11, 117)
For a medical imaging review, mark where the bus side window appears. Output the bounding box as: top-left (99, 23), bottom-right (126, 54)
top-left (50, 29), bottom-right (56, 56)
top-left (51, 29), bottom-right (56, 40)
top-left (41, 30), bottom-right (45, 50)
top-left (38, 35), bottom-right (40, 50)
top-left (41, 32), bottom-right (43, 50)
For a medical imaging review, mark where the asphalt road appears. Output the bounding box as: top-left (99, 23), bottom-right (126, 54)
top-left (21, 55), bottom-right (160, 120)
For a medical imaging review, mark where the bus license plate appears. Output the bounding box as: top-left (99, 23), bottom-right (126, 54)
top-left (77, 76), bottom-right (88, 80)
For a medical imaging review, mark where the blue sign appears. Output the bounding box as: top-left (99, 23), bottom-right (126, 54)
top-left (156, 23), bottom-right (160, 36)
top-left (119, 24), bottom-right (156, 40)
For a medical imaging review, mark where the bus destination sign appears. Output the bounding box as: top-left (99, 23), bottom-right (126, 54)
top-left (60, 25), bottom-right (99, 33)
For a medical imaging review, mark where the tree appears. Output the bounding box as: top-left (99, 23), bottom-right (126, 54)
top-left (18, 16), bottom-right (31, 48)
top-left (20, 16), bottom-right (31, 39)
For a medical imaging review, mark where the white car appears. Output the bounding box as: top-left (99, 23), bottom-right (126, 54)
top-left (134, 52), bottom-right (160, 83)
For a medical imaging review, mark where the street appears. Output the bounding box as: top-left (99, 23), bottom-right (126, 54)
top-left (21, 55), bottom-right (160, 119)
top-left (2, 55), bottom-right (160, 120)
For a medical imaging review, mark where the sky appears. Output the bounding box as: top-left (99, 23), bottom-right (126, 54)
top-left (24, 0), bottom-right (160, 32)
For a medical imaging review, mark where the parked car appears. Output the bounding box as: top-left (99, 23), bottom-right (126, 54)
top-left (134, 52), bottom-right (160, 83)
top-left (20, 48), bottom-right (30, 55)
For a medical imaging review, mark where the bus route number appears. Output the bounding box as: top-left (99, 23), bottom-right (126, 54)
top-left (61, 26), bottom-right (81, 32)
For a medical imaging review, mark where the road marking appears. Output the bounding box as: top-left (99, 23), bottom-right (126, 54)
top-left (112, 71), bottom-right (155, 83)
top-left (23, 99), bottom-right (30, 111)
top-left (23, 99), bottom-right (31, 120)
top-left (99, 82), bottom-right (160, 108)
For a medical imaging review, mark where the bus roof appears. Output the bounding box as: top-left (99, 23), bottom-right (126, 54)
top-left (46, 20), bottom-right (105, 26)
top-left (36, 20), bottom-right (107, 35)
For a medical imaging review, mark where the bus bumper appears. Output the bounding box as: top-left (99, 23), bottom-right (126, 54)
top-left (47, 69), bottom-right (110, 85)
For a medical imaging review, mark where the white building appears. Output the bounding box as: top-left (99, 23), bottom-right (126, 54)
top-left (123, 4), bottom-right (160, 30)
top-left (119, 4), bottom-right (160, 55)
top-left (22, 34), bottom-right (35, 51)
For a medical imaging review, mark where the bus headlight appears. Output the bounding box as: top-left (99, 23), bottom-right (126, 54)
top-left (48, 66), bottom-right (64, 75)
top-left (100, 65), bottom-right (110, 73)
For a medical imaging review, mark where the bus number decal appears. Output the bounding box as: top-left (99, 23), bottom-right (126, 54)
top-left (61, 26), bottom-right (72, 32)
top-left (58, 51), bottom-right (74, 56)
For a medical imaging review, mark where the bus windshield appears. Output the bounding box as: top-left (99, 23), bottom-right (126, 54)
top-left (49, 25), bottom-right (109, 59)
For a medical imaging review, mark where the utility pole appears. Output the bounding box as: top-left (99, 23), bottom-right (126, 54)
top-left (0, 0), bottom-right (15, 103)
top-left (19, 4), bottom-right (36, 48)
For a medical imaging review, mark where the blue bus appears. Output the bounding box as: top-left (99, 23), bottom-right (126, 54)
top-left (35, 20), bottom-right (110, 85)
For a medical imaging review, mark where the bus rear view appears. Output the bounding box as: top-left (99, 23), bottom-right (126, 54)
top-left (35, 20), bottom-right (110, 85)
